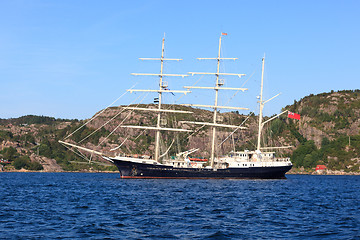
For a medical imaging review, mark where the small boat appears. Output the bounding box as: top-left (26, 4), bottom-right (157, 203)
top-left (188, 158), bottom-right (208, 162)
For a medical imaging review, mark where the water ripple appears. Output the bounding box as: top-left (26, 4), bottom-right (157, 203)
top-left (0, 173), bottom-right (359, 239)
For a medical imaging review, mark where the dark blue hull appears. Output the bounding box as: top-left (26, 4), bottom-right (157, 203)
top-left (111, 159), bottom-right (292, 179)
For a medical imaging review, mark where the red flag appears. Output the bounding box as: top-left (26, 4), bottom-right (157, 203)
top-left (288, 111), bottom-right (300, 120)
top-left (221, 32), bottom-right (227, 36)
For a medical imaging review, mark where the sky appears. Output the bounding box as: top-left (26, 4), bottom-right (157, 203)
top-left (0, 0), bottom-right (359, 119)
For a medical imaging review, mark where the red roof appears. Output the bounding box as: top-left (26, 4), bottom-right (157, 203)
top-left (315, 165), bottom-right (327, 171)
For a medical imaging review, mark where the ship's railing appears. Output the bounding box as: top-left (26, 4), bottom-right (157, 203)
top-left (275, 158), bottom-right (291, 162)
top-left (115, 153), bottom-right (152, 159)
top-left (252, 157), bottom-right (291, 163)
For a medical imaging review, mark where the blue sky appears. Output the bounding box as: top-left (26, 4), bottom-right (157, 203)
top-left (0, 0), bottom-right (359, 119)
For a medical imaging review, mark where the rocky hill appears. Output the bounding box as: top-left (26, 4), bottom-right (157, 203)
top-left (1, 90), bottom-right (359, 173)
top-left (281, 90), bottom-right (360, 172)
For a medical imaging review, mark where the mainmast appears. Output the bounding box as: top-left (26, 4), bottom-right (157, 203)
top-left (210, 35), bottom-right (222, 169)
top-left (183, 33), bottom-right (248, 168)
top-left (257, 55), bottom-right (265, 151)
top-left (129, 36), bottom-right (191, 162)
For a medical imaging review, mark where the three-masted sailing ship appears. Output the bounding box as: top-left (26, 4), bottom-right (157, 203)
top-left (60, 33), bottom-right (293, 179)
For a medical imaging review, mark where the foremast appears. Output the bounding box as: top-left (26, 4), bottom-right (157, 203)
top-left (183, 33), bottom-right (248, 168)
top-left (129, 36), bottom-right (191, 162)
top-left (155, 37), bottom-right (166, 163)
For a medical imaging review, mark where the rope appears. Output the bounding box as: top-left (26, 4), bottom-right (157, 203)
top-left (97, 92), bottom-right (149, 147)
top-left (110, 127), bottom-right (147, 152)
top-left (64, 83), bottom-right (137, 140)
top-left (223, 70), bottom-right (256, 106)
top-left (166, 75), bottom-right (204, 107)
top-left (78, 93), bottom-right (144, 144)
top-left (159, 138), bottom-right (175, 158)
top-left (110, 137), bottom-right (128, 151)
top-left (187, 124), bottom-right (206, 139)
top-left (146, 75), bottom-right (205, 152)
top-left (218, 112), bottom-right (254, 147)
top-left (62, 144), bottom-right (91, 162)
top-left (108, 74), bottom-right (203, 154)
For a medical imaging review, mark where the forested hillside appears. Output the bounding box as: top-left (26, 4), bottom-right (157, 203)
top-left (0, 116), bottom-right (116, 171)
top-left (1, 90), bottom-right (359, 173)
top-left (273, 90), bottom-right (360, 172)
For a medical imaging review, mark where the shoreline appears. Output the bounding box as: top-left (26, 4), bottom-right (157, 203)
top-left (1, 169), bottom-right (359, 176)
top-left (287, 168), bottom-right (360, 176)
top-left (0, 168), bottom-right (118, 174)
top-left (1, 165), bottom-right (359, 175)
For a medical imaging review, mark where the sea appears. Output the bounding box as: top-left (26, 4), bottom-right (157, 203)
top-left (0, 173), bottom-right (359, 239)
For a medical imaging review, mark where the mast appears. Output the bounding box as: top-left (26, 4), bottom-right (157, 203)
top-left (257, 55), bottom-right (265, 151)
top-left (154, 37), bottom-right (165, 162)
top-left (210, 36), bottom-right (222, 168)
top-left (129, 36), bottom-right (190, 162)
top-left (184, 33), bottom-right (248, 168)
top-left (255, 55), bottom-right (287, 152)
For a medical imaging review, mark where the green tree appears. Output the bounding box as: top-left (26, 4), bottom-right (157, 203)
top-left (28, 161), bottom-right (43, 170)
top-left (13, 155), bottom-right (43, 170)
top-left (13, 156), bottom-right (30, 169)
top-left (292, 140), bottom-right (317, 168)
top-left (2, 147), bottom-right (18, 160)
top-left (321, 137), bottom-right (330, 148)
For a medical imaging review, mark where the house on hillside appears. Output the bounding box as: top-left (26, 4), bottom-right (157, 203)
top-left (315, 165), bottom-right (327, 174)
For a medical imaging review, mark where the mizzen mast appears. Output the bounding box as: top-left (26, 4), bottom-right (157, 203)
top-left (256, 55), bottom-right (289, 151)
top-left (129, 36), bottom-right (190, 162)
top-left (183, 33), bottom-right (248, 168)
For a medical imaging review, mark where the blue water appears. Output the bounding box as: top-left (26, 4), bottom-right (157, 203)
top-left (0, 173), bottom-right (359, 239)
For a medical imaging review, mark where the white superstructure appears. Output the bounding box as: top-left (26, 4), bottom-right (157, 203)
top-left (215, 55), bottom-right (293, 169)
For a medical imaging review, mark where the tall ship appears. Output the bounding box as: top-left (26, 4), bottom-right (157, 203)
top-left (60, 33), bottom-right (293, 179)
